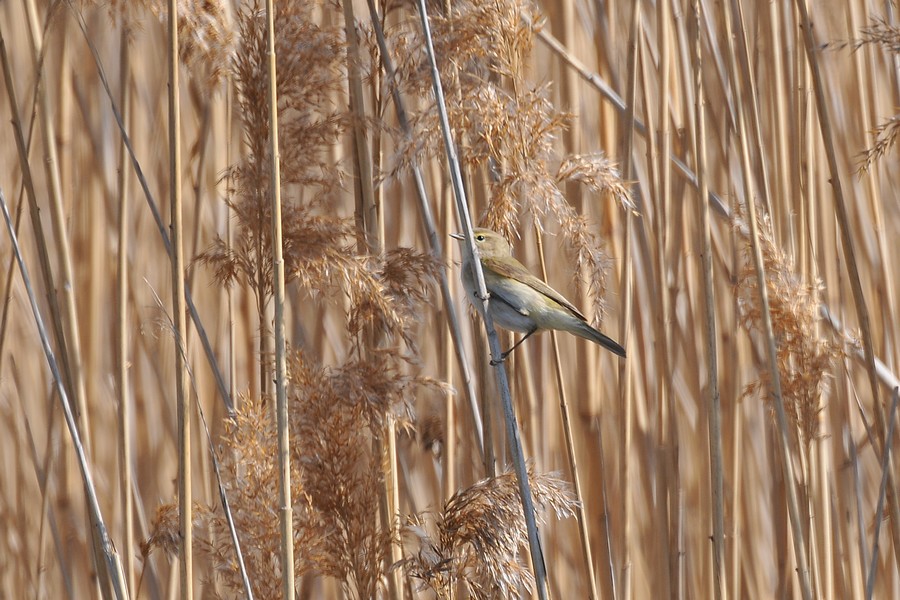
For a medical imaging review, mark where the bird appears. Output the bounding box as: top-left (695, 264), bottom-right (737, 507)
top-left (451, 228), bottom-right (626, 363)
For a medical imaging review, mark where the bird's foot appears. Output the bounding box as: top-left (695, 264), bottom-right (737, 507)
top-left (489, 350), bottom-right (512, 366)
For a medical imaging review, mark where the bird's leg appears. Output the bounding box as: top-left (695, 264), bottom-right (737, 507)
top-left (490, 328), bottom-right (537, 365)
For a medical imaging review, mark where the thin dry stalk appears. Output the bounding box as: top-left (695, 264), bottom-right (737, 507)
top-left (653, 1), bottom-right (679, 595)
top-left (689, 1), bottom-right (726, 597)
top-left (115, 18), bottom-right (134, 596)
top-left (166, 0), bottom-right (192, 597)
top-left (263, 0), bottom-right (294, 598)
top-left (615, 3), bottom-right (641, 596)
top-left (534, 228), bottom-right (598, 600)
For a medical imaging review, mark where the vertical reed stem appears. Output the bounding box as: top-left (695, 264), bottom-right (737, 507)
top-left (263, 1), bottom-right (294, 598)
top-left (115, 18), bottom-right (134, 597)
top-left (167, 1), bottom-right (192, 597)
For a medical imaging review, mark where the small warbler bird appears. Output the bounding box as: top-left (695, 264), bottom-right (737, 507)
top-left (451, 228), bottom-right (626, 362)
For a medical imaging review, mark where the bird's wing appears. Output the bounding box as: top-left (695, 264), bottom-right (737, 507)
top-left (482, 256), bottom-right (588, 321)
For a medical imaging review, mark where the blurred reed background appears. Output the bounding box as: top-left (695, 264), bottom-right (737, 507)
top-left (1, 0), bottom-right (898, 598)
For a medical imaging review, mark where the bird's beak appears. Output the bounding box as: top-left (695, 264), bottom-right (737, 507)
top-left (449, 233), bottom-right (465, 240)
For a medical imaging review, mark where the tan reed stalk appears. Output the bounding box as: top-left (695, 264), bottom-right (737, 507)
top-left (689, 1), bottom-right (726, 597)
top-left (654, 1), bottom-right (683, 596)
top-left (262, 1), bottom-right (294, 598)
top-left (441, 193), bottom-right (457, 500)
top-left (225, 83), bottom-right (236, 407)
top-left (115, 19), bottom-right (135, 596)
top-left (533, 228), bottom-right (599, 600)
top-left (730, 0), bottom-right (772, 215)
top-left (616, 3), bottom-right (641, 596)
top-left (637, 17), bottom-right (672, 600)
top-left (166, 1), bottom-right (192, 597)
top-left (730, 397), bottom-right (744, 600)
top-left (721, 0), bottom-right (811, 595)
top-left (766, 0), bottom-right (792, 251)
top-left (22, 0), bottom-right (89, 446)
top-left (795, 0), bottom-right (900, 574)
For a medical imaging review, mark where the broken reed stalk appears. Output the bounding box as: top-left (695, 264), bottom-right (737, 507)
top-left (721, 0), bottom-right (811, 595)
top-left (115, 18), bottom-right (135, 596)
top-left (689, 1), bottom-right (726, 597)
top-left (534, 229), bottom-right (599, 600)
top-left (0, 186), bottom-right (129, 598)
top-left (166, 1), bottom-right (192, 597)
top-left (414, 1), bottom-right (548, 597)
top-left (262, 1), bottom-right (294, 598)
top-left (794, 0), bottom-right (900, 574)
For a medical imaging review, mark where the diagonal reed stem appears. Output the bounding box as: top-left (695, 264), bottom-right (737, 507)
top-left (1, 186), bottom-right (129, 598)
top-left (414, 1), bottom-right (548, 596)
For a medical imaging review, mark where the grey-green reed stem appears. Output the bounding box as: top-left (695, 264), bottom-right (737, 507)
top-left (690, 1), bottom-right (726, 597)
top-left (65, 1), bottom-right (234, 414)
top-left (722, 3), bottom-right (811, 594)
top-left (115, 19), bottom-right (134, 596)
top-left (366, 0), bottom-right (485, 464)
top-left (795, 0), bottom-right (900, 572)
top-left (866, 388), bottom-right (899, 599)
top-left (166, 1), bottom-right (192, 597)
top-left (415, 1), bottom-right (547, 597)
top-left (263, 1), bottom-right (294, 598)
top-left (0, 186), bottom-right (129, 599)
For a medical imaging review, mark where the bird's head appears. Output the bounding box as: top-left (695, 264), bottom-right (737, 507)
top-left (450, 228), bottom-right (512, 258)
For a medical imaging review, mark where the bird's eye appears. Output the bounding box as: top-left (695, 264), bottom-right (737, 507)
top-left (476, 235), bottom-right (485, 241)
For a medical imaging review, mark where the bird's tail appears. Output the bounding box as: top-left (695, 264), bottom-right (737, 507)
top-left (573, 321), bottom-right (627, 358)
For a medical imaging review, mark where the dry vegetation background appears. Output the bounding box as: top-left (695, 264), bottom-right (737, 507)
top-left (1, 0), bottom-right (899, 598)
